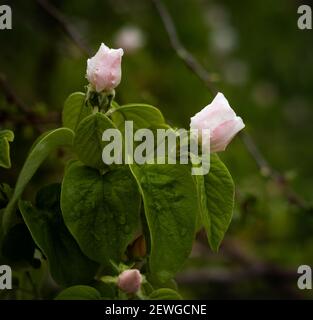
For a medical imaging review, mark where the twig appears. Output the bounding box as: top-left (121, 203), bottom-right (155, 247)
top-left (176, 267), bottom-right (301, 299)
top-left (239, 132), bottom-right (306, 209)
top-left (0, 73), bottom-right (30, 114)
top-left (152, 0), bottom-right (217, 95)
top-left (0, 73), bottom-right (60, 132)
top-left (184, 236), bottom-right (302, 298)
top-left (152, 0), bottom-right (307, 210)
top-left (0, 73), bottom-right (43, 133)
top-left (239, 131), bottom-right (272, 177)
top-left (176, 267), bottom-right (297, 283)
top-left (36, 0), bottom-right (92, 56)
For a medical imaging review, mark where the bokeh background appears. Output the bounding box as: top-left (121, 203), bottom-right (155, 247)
top-left (1, 0), bottom-right (313, 299)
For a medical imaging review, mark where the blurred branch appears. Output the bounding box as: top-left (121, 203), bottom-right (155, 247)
top-left (176, 266), bottom-right (297, 283)
top-left (36, 0), bottom-right (92, 56)
top-left (179, 236), bottom-right (301, 299)
top-left (0, 73), bottom-right (30, 115)
top-left (151, 0), bottom-right (217, 95)
top-left (196, 233), bottom-right (297, 279)
top-left (240, 132), bottom-right (307, 209)
top-left (1, 1), bottom-right (91, 132)
top-left (0, 73), bottom-right (60, 132)
top-left (176, 267), bottom-right (301, 299)
top-left (152, 0), bottom-right (307, 210)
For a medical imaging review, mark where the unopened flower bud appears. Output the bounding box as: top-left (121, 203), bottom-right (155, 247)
top-left (190, 92), bottom-right (245, 152)
top-left (86, 43), bottom-right (123, 93)
top-left (117, 269), bottom-right (142, 294)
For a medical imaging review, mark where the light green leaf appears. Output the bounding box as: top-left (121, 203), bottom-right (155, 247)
top-left (19, 184), bottom-right (98, 286)
top-left (62, 92), bottom-right (92, 131)
top-left (196, 154), bottom-right (235, 252)
top-left (111, 104), bottom-right (169, 132)
top-left (130, 163), bottom-right (197, 284)
top-left (0, 130), bottom-right (14, 169)
top-left (55, 285), bottom-right (101, 300)
top-left (73, 113), bottom-right (116, 170)
top-left (149, 288), bottom-right (182, 300)
top-left (3, 128), bottom-right (74, 232)
top-left (61, 161), bottom-right (141, 264)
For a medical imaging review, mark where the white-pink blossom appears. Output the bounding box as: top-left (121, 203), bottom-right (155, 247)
top-left (86, 43), bottom-right (123, 92)
top-left (190, 92), bottom-right (245, 152)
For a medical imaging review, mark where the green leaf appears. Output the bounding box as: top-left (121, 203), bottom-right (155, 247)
top-left (196, 154), bottom-right (235, 252)
top-left (91, 280), bottom-right (117, 299)
top-left (111, 104), bottom-right (169, 132)
top-left (149, 288), bottom-right (182, 300)
top-left (130, 163), bottom-right (197, 284)
top-left (3, 128), bottom-right (74, 232)
top-left (0, 183), bottom-right (13, 263)
top-left (1, 223), bottom-right (37, 267)
top-left (73, 113), bottom-right (116, 170)
top-left (0, 130), bottom-right (14, 169)
top-left (62, 92), bottom-right (92, 131)
top-left (0, 183), bottom-right (12, 209)
top-left (61, 161), bottom-right (141, 264)
top-left (19, 184), bottom-right (98, 286)
top-left (55, 285), bottom-right (101, 300)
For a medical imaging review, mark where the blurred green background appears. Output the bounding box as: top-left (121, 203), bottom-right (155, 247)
top-left (1, 0), bottom-right (313, 299)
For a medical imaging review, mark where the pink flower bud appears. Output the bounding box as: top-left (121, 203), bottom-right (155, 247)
top-left (117, 269), bottom-right (142, 294)
top-left (190, 92), bottom-right (245, 152)
top-left (86, 43), bottom-right (124, 93)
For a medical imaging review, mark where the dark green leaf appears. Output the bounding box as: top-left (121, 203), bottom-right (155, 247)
top-left (61, 161), bottom-right (141, 264)
top-left (149, 288), bottom-right (182, 300)
top-left (1, 223), bottom-right (37, 267)
top-left (0, 183), bottom-right (12, 209)
top-left (55, 285), bottom-right (101, 300)
top-left (73, 113), bottom-right (116, 170)
top-left (19, 184), bottom-right (98, 286)
top-left (130, 163), bottom-right (197, 283)
top-left (91, 280), bottom-right (117, 299)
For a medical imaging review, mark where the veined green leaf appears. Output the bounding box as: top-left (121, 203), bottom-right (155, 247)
top-left (19, 184), bottom-right (98, 286)
top-left (62, 92), bottom-right (92, 131)
top-left (73, 113), bottom-right (116, 170)
top-left (130, 163), bottom-right (197, 284)
top-left (196, 154), bottom-right (235, 252)
top-left (61, 161), bottom-right (141, 264)
top-left (111, 104), bottom-right (169, 132)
